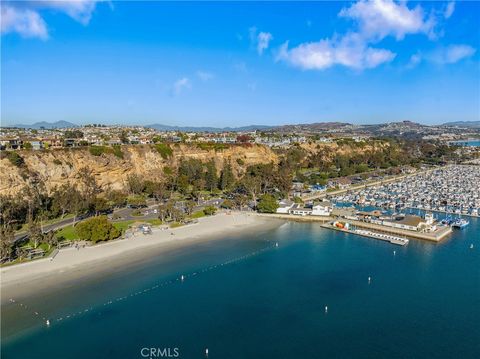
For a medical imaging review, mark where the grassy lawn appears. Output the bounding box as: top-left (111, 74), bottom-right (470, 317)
top-left (190, 210), bottom-right (206, 219)
top-left (146, 219), bottom-right (163, 226)
top-left (113, 220), bottom-right (136, 233)
top-left (55, 225), bottom-right (78, 241)
top-left (17, 214), bottom-right (75, 233)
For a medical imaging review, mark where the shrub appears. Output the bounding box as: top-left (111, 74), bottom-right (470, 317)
top-left (89, 146), bottom-right (106, 156)
top-left (53, 159), bottom-right (62, 165)
top-left (236, 158), bottom-right (245, 166)
top-left (154, 143), bottom-right (173, 159)
top-left (75, 216), bottom-right (121, 243)
top-left (1, 151), bottom-right (25, 167)
top-left (203, 205), bottom-right (217, 216)
top-left (111, 145), bottom-right (124, 159)
top-left (220, 199), bottom-right (233, 209)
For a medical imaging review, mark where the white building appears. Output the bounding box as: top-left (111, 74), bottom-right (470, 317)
top-left (288, 204), bottom-right (312, 216)
top-left (311, 201), bottom-right (333, 216)
top-left (276, 199), bottom-right (294, 214)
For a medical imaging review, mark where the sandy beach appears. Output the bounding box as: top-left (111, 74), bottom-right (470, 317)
top-left (0, 212), bottom-right (281, 302)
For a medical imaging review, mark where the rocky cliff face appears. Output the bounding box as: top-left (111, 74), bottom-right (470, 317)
top-left (0, 144), bottom-right (278, 196)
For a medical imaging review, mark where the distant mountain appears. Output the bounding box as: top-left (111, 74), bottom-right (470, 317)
top-left (7, 121), bottom-right (77, 129)
top-left (146, 123), bottom-right (273, 132)
top-left (441, 121), bottom-right (480, 128)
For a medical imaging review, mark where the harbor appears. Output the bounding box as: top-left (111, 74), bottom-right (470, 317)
top-left (331, 165), bottom-right (480, 218)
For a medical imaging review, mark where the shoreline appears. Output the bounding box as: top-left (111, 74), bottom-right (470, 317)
top-left (0, 212), bottom-right (282, 302)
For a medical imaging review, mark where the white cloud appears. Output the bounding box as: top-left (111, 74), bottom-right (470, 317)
top-left (196, 71), bottom-right (214, 81)
top-left (249, 27), bottom-right (273, 55)
top-left (277, 33), bottom-right (396, 71)
top-left (1, 1), bottom-right (103, 39)
top-left (38, 0), bottom-right (101, 25)
top-left (172, 77), bottom-right (191, 96)
top-left (1, 5), bottom-right (48, 39)
top-left (444, 2), bottom-right (455, 19)
top-left (431, 44), bottom-right (476, 64)
top-left (257, 32), bottom-right (273, 55)
top-left (276, 0), bottom-right (453, 71)
top-left (407, 53), bottom-right (422, 68)
top-left (339, 0), bottom-right (436, 41)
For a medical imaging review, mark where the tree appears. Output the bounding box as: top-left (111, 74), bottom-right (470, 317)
top-left (242, 176), bottom-right (261, 209)
top-left (126, 174), bottom-right (145, 195)
top-left (92, 196), bottom-right (111, 215)
top-left (75, 216), bottom-right (120, 243)
top-left (219, 161), bottom-right (235, 190)
top-left (127, 195), bottom-right (147, 207)
top-left (232, 194), bottom-right (248, 210)
top-left (0, 226), bottom-right (15, 262)
top-left (105, 189), bottom-right (127, 208)
top-left (257, 194), bottom-right (279, 213)
top-left (43, 230), bottom-right (58, 250)
top-left (236, 134), bottom-right (253, 143)
top-left (29, 219), bottom-right (43, 248)
top-left (144, 181), bottom-right (166, 202)
top-left (185, 200), bottom-right (196, 215)
top-left (78, 167), bottom-right (101, 209)
top-left (205, 160), bottom-right (218, 192)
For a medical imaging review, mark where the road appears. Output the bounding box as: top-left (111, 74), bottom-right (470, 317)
top-left (14, 198), bottom-right (223, 242)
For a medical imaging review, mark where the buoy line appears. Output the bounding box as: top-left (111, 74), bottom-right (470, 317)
top-left (8, 241), bottom-right (278, 328)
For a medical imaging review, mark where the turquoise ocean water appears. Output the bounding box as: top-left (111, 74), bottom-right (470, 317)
top-left (1, 217), bottom-right (479, 358)
top-left (451, 140), bottom-right (480, 147)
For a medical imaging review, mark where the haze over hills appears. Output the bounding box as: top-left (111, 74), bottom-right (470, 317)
top-left (441, 121), bottom-right (480, 128)
top-left (145, 123), bottom-right (273, 132)
top-left (3, 120), bottom-right (480, 132)
top-left (7, 121), bottom-right (78, 129)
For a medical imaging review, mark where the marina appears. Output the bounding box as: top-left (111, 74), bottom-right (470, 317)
top-left (331, 165), bottom-right (480, 218)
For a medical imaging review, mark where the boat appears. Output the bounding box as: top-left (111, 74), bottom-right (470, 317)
top-left (451, 218), bottom-right (469, 229)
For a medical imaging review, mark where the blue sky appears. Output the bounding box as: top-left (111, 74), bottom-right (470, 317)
top-left (1, 1), bottom-right (479, 127)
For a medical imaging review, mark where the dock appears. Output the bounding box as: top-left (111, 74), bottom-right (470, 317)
top-left (322, 224), bottom-right (409, 246)
top-left (255, 213), bottom-right (452, 242)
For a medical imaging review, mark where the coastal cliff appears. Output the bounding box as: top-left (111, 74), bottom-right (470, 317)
top-left (0, 144), bottom-right (278, 196)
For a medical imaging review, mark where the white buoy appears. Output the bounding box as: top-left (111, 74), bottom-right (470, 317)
top-left (275, 242), bottom-right (279, 247)
top-left (46, 319), bottom-right (50, 326)
top-left (181, 275), bottom-right (185, 281)
top-left (470, 244), bottom-right (474, 249)
top-left (325, 306), bottom-right (328, 314)
top-left (393, 250), bottom-right (396, 256)
top-left (205, 348), bottom-right (209, 357)
top-left (368, 276), bottom-right (371, 283)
